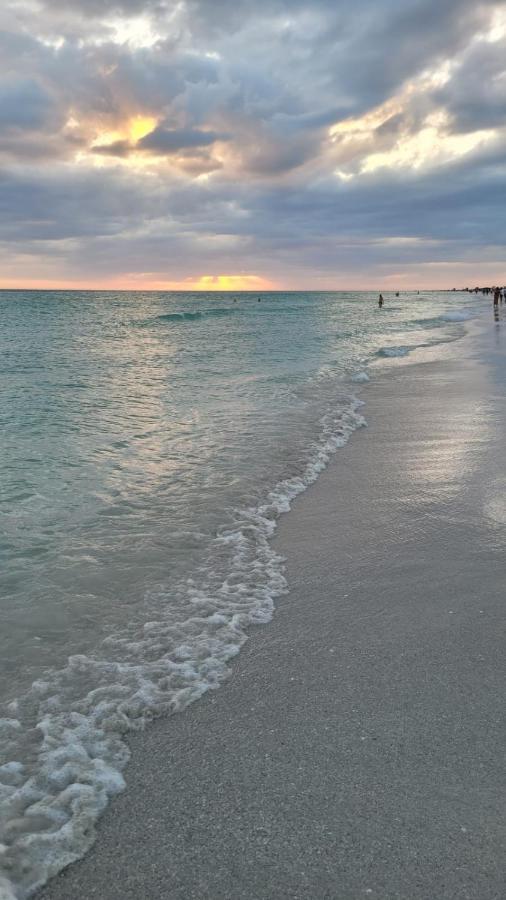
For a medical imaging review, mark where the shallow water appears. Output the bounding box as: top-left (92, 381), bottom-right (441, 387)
top-left (0, 290), bottom-right (480, 898)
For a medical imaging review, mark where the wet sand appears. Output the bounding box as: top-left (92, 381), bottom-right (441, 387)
top-left (39, 313), bottom-right (506, 900)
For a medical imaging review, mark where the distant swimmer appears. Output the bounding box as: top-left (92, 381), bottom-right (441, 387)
top-left (493, 288), bottom-right (500, 306)
top-left (258, 297), bottom-right (261, 302)
top-left (378, 294), bottom-right (384, 308)
top-left (395, 292), bottom-right (399, 297)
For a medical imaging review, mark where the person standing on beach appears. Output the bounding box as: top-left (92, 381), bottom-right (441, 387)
top-left (493, 288), bottom-right (500, 307)
top-left (378, 294), bottom-right (384, 308)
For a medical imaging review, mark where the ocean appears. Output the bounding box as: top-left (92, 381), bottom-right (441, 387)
top-left (0, 290), bottom-right (478, 898)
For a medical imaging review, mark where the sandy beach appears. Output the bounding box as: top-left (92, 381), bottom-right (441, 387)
top-left (38, 310), bottom-right (506, 900)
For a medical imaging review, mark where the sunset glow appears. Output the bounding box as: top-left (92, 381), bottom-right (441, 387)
top-left (128, 116), bottom-right (158, 143)
top-left (0, 274), bottom-right (278, 292)
top-left (184, 275), bottom-right (276, 291)
top-left (0, 0), bottom-right (505, 288)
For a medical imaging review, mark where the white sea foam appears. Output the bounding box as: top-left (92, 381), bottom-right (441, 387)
top-left (0, 398), bottom-right (365, 900)
top-left (441, 310), bottom-right (473, 323)
top-left (350, 372), bottom-right (370, 383)
top-left (0, 877), bottom-right (16, 900)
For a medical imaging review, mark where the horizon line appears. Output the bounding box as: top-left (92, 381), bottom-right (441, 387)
top-left (0, 286), bottom-right (473, 293)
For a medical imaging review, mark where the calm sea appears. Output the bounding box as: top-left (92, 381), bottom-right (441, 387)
top-left (0, 290), bottom-right (478, 898)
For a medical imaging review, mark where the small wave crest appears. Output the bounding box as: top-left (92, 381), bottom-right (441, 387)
top-left (155, 307), bottom-right (237, 324)
top-left (440, 310), bottom-right (473, 323)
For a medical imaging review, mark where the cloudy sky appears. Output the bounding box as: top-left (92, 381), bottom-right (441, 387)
top-left (1, 0), bottom-right (505, 289)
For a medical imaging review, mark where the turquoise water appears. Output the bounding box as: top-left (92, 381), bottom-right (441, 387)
top-left (0, 290), bottom-right (478, 898)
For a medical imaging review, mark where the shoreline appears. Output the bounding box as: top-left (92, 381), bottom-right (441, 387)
top-left (38, 307), bottom-right (506, 899)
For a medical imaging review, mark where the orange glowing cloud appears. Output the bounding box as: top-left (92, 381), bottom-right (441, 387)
top-left (128, 115), bottom-right (159, 142)
top-left (88, 115), bottom-right (158, 158)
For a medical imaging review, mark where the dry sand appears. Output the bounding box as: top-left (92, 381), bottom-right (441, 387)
top-left (39, 312), bottom-right (506, 900)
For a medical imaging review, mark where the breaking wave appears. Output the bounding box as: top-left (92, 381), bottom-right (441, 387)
top-left (155, 307), bottom-right (236, 323)
top-left (440, 310), bottom-right (474, 323)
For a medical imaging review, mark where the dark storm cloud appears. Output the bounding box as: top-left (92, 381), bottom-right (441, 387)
top-left (91, 139), bottom-right (132, 156)
top-left (0, 67), bottom-right (71, 160)
top-left (139, 126), bottom-right (228, 151)
top-left (40, 0), bottom-right (169, 15)
top-left (0, 79), bottom-right (55, 130)
top-left (0, 165), bottom-right (167, 242)
top-left (91, 127), bottom-right (228, 158)
top-left (182, 0), bottom-right (497, 111)
top-left (435, 37), bottom-right (506, 133)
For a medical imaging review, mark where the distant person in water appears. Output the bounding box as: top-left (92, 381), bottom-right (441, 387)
top-left (378, 294), bottom-right (384, 308)
top-left (494, 288), bottom-right (500, 306)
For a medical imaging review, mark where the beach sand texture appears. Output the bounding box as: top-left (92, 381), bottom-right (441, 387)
top-left (39, 315), bottom-right (506, 900)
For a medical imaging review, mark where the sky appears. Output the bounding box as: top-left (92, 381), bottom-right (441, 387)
top-left (0, 0), bottom-right (505, 290)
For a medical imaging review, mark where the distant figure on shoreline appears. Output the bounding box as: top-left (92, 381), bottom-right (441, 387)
top-left (378, 294), bottom-right (384, 308)
top-left (494, 288), bottom-right (500, 307)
